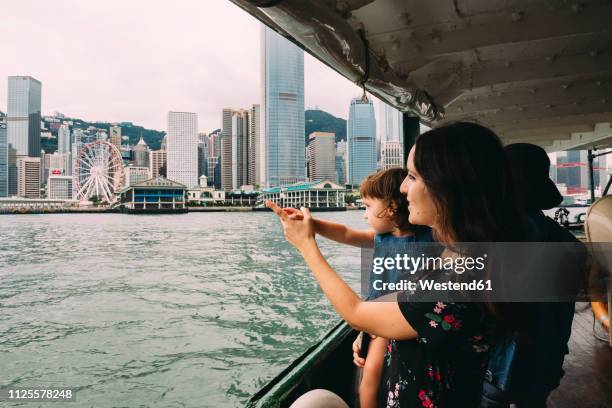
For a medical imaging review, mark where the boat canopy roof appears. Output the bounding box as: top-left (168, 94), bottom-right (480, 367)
top-left (230, 0), bottom-right (612, 152)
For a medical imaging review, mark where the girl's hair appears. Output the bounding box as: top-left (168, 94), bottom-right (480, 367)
top-left (414, 122), bottom-right (527, 243)
top-left (359, 168), bottom-right (425, 234)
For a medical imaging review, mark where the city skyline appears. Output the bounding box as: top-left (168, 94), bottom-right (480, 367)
top-left (0, 0), bottom-right (364, 132)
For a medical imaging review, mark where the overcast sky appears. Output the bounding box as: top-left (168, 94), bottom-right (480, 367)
top-left (0, 0), bottom-right (367, 132)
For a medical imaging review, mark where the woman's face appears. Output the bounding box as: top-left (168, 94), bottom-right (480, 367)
top-left (400, 146), bottom-right (439, 228)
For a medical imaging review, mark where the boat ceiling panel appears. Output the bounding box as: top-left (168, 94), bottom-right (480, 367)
top-left (230, 0), bottom-right (612, 151)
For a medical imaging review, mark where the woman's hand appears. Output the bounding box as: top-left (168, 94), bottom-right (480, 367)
top-left (267, 201), bottom-right (316, 253)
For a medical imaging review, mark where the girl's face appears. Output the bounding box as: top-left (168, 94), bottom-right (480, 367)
top-left (400, 146), bottom-right (439, 229)
top-left (362, 196), bottom-right (395, 234)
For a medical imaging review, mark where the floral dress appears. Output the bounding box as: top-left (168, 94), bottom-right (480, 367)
top-left (378, 296), bottom-right (491, 408)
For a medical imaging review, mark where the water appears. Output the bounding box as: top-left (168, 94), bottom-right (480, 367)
top-left (0, 211), bottom-right (366, 407)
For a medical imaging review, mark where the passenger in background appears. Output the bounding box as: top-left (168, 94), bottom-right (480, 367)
top-left (480, 143), bottom-right (586, 407)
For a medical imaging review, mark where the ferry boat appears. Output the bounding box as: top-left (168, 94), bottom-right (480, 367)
top-left (229, 1), bottom-right (612, 406)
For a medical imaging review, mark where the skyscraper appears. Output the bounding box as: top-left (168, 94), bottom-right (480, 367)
top-left (381, 141), bottom-right (404, 170)
top-left (307, 132), bottom-right (336, 182)
top-left (379, 102), bottom-right (403, 143)
top-left (47, 175), bottom-right (72, 200)
top-left (17, 156), bottom-right (41, 198)
top-left (379, 102), bottom-right (404, 170)
top-left (249, 104), bottom-right (260, 186)
top-left (149, 149), bottom-right (167, 179)
top-left (49, 152), bottom-right (71, 175)
top-left (347, 97), bottom-right (376, 185)
top-left (335, 140), bottom-right (347, 186)
top-left (221, 108), bottom-right (255, 191)
top-left (221, 108), bottom-right (235, 191)
top-left (262, 26), bottom-right (305, 187)
top-left (109, 125), bottom-right (121, 150)
top-left (133, 137), bottom-right (150, 168)
top-left (0, 119), bottom-right (7, 197)
top-left (167, 111), bottom-right (198, 188)
top-left (198, 132), bottom-right (209, 178)
top-left (58, 124), bottom-right (71, 154)
top-left (7, 76), bottom-right (42, 157)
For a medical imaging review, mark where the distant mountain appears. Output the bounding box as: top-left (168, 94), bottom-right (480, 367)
top-left (305, 109), bottom-right (346, 145)
top-left (87, 121), bottom-right (165, 150)
top-left (40, 116), bottom-right (166, 153)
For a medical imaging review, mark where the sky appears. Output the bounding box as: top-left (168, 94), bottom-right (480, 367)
top-left (0, 0), bottom-right (366, 132)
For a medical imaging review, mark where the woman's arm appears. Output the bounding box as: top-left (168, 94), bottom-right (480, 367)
top-left (313, 218), bottom-right (375, 248)
top-left (300, 241), bottom-right (416, 339)
top-left (268, 201), bottom-right (416, 339)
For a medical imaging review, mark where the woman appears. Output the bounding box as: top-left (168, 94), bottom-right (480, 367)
top-left (269, 122), bottom-right (527, 407)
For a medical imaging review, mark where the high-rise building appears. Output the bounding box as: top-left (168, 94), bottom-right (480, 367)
top-left (208, 130), bottom-right (222, 157)
top-left (109, 125), bottom-right (121, 150)
top-left (249, 104), bottom-right (260, 186)
top-left (379, 102), bottom-right (404, 170)
top-left (335, 140), bottom-right (347, 186)
top-left (198, 133), bottom-right (209, 178)
top-left (307, 132), bottom-right (336, 182)
top-left (0, 120), bottom-right (7, 197)
top-left (232, 110), bottom-right (249, 190)
top-left (7, 76), bottom-right (42, 157)
top-left (42, 152), bottom-right (52, 185)
top-left (149, 149), bottom-right (167, 179)
top-left (207, 156), bottom-right (221, 189)
top-left (133, 136), bottom-right (149, 168)
top-left (221, 108), bottom-right (253, 191)
top-left (167, 111), bottom-right (198, 188)
top-left (58, 124), bottom-right (71, 154)
top-left (17, 156), bottom-right (41, 198)
top-left (221, 108), bottom-right (234, 191)
top-left (49, 152), bottom-right (71, 175)
top-left (47, 175), bottom-right (72, 200)
top-left (262, 26), bottom-right (305, 187)
top-left (347, 97), bottom-right (376, 185)
top-left (379, 103), bottom-right (403, 143)
top-left (124, 165), bottom-right (151, 187)
top-left (381, 141), bottom-right (404, 170)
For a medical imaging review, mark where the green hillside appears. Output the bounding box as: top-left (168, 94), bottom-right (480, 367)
top-left (305, 109), bottom-right (346, 145)
top-left (41, 117), bottom-right (166, 153)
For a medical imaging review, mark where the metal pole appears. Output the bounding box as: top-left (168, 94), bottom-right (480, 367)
top-left (402, 114), bottom-right (420, 166)
top-left (588, 149), bottom-right (596, 203)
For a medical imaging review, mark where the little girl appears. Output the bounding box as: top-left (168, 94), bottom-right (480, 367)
top-left (283, 168), bottom-right (432, 408)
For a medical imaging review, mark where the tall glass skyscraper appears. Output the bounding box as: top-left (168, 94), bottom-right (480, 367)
top-left (58, 124), bottom-right (71, 154)
top-left (347, 97), bottom-right (376, 185)
top-left (7, 76), bottom-right (41, 195)
top-left (379, 102), bottom-right (403, 143)
top-left (262, 26), bottom-right (305, 187)
top-left (7, 76), bottom-right (41, 157)
top-left (379, 102), bottom-right (404, 170)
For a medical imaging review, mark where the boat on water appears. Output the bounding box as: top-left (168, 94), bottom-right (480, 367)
top-left (229, 1), bottom-right (612, 406)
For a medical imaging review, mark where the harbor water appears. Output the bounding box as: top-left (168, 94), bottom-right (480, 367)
top-left (0, 211), bottom-right (366, 407)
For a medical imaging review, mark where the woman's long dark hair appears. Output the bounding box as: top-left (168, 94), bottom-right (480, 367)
top-left (414, 122), bottom-right (526, 243)
top-left (414, 122), bottom-right (527, 328)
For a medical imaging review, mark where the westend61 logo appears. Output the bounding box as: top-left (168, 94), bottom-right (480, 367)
top-left (372, 253), bottom-right (488, 276)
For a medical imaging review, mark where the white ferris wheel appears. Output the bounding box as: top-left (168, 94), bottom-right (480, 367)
top-left (73, 140), bottom-right (124, 203)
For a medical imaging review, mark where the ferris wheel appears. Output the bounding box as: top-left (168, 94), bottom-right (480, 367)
top-left (73, 140), bottom-right (124, 203)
